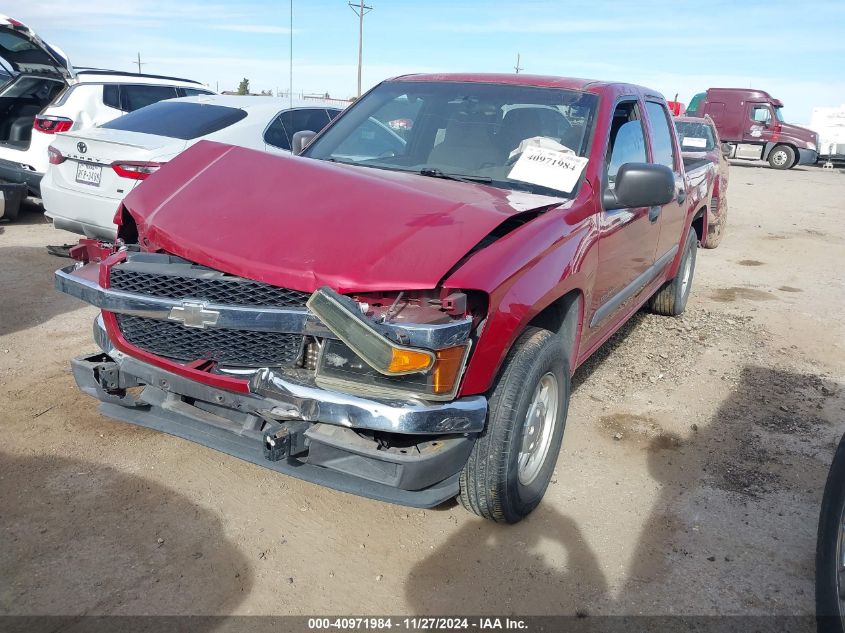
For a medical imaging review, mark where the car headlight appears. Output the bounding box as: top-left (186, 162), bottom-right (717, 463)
top-left (316, 338), bottom-right (470, 400)
top-left (307, 286), bottom-right (476, 400)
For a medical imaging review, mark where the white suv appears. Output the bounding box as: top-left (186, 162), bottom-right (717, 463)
top-left (0, 15), bottom-right (212, 216)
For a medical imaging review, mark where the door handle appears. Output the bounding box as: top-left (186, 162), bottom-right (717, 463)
top-left (676, 189), bottom-right (687, 204)
top-left (648, 206), bottom-right (661, 222)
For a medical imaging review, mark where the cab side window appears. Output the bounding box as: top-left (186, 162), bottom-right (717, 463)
top-left (606, 101), bottom-right (647, 186)
top-left (645, 101), bottom-right (677, 171)
top-left (751, 106), bottom-right (771, 123)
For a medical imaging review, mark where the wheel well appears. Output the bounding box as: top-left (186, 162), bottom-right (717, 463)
top-left (691, 207), bottom-right (706, 243)
top-left (526, 289), bottom-right (582, 364)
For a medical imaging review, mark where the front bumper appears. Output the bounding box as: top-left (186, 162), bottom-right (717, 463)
top-left (797, 148), bottom-right (819, 165)
top-left (74, 337), bottom-right (483, 507)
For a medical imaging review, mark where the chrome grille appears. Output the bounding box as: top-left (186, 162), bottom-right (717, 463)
top-left (109, 267), bottom-right (310, 308)
top-left (116, 314), bottom-right (303, 367)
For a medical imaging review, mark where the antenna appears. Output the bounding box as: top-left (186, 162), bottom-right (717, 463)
top-left (134, 52), bottom-right (144, 74)
top-left (514, 53), bottom-right (524, 74)
top-left (349, 0), bottom-right (373, 97)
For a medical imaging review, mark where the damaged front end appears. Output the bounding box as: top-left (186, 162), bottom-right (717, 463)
top-left (55, 248), bottom-right (488, 507)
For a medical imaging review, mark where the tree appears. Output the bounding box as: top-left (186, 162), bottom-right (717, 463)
top-left (237, 78), bottom-right (250, 95)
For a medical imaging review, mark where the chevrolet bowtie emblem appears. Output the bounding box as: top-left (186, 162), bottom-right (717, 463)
top-left (168, 301), bottom-right (220, 329)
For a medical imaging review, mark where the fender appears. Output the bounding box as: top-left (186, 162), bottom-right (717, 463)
top-left (445, 190), bottom-right (599, 397)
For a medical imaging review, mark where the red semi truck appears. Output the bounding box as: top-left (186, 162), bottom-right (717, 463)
top-left (57, 73), bottom-right (719, 523)
top-left (686, 88), bottom-right (818, 170)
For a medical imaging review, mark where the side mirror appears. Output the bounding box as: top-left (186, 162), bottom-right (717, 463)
top-left (603, 163), bottom-right (675, 211)
top-left (291, 130), bottom-right (317, 155)
top-left (720, 142), bottom-right (732, 158)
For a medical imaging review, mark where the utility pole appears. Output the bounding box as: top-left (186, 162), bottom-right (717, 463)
top-left (289, 0), bottom-right (294, 109)
top-left (349, 0), bottom-right (372, 98)
top-left (514, 53), bottom-right (523, 74)
top-left (135, 52), bottom-right (144, 74)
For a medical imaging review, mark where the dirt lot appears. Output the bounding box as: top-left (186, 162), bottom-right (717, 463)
top-left (1, 162), bottom-right (844, 617)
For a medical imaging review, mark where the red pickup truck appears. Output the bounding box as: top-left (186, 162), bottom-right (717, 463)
top-left (57, 74), bottom-right (715, 523)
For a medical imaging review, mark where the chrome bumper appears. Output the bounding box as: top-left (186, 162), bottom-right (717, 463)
top-left (85, 313), bottom-right (486, 436)
top-left (55, 263), bottom-right (471, 347)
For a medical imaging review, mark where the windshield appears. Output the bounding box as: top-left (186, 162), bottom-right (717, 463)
top-left (774, 106), bottom-right (785, 122)
top-left (101, 101), bottom-right (247, 140)
top-left (305, 80), bottom-right (598, 196)
top-left (675, 120), bottom-right (716, 151)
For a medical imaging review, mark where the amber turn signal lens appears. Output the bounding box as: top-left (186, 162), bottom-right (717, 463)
top-left (431, 346), bottom-right (467, 394)
top-left (388, 347), bottom-right (434, 373)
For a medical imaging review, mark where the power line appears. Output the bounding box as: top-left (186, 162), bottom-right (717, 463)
top-left (348, 0), bottom-right (373, 98)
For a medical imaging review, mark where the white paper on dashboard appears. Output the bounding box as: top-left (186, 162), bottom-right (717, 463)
top-left (505, 191), bottom-right (567, 212)
top-left (682, 137), bottom-right (707, 148)
top-left (508, 136), bottom-right (574, 162)
top-left (508, 145), bottom-right (589, 192)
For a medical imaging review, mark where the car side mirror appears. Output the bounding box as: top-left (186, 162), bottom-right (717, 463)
top-left (291, 130), bottom-right (317, 155)
top-left (721, 142), bottom-right (732, 158)
top-left (603, 163), bottom-right (675, 211)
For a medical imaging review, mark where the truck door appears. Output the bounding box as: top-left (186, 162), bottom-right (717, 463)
top-left (744, 103), bottom-right (775, 144)
top-left (587, 99), bottom-right (662, 340)
top-left (644, 100), bottom-right (687, 262)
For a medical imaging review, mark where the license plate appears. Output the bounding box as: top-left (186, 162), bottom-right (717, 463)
top-left (75, 162), bottom-right (102, 186)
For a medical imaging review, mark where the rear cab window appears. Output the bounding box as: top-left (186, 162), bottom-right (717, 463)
top-left (675, 121), bottom-right (716, 151)
top-left (644, 101), bottom-right (677, 172)
top-left (100, 101), bottom-right (247, 140)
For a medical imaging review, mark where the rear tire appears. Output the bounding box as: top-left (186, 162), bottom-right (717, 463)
top-left (458, 326), bottom-right (569, 523)
top-left (702, 196), bottom-right (727, 249)
top-left (768, 144), bottom-right (795, 170)
top-left (816, 433), bottom-right (845, 633)
top-left (649, 228), bottom-right (697, 316)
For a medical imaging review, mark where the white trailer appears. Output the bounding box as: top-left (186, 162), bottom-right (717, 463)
top-left (811, 104), bottom-right (845, 161)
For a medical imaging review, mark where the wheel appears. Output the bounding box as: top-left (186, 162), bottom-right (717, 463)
top-left (649, 227), bottom-right (697, 316)
top-left (703, 196), bottom-right (728, 249)
top-left (768, 144), bottom-right (795, 170)
top-left (817, 433), bottom-right (845, 633)
top-left (458, 326), bottom-right (569, 523)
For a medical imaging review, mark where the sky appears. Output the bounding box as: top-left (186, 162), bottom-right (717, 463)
top-left (7, 0), bottom-right (845, 125)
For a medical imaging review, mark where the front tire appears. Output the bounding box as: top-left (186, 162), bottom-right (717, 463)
top-left (768, 144), bottom-right (795, 170)
top-left (649, 228), bottom-right (698, 316)
top-left (817, 433), bottom-right (845, 632)
top-left (459, 326), bottom-right (569, 523)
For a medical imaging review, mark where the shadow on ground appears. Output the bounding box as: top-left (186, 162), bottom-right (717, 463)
top-left (0, 197), bottom-right (49, 227)
top-left (406, 365), bottom-right (841, 618)
top-left (0, 246), bottom-right (85, 336)
top-left (0, 452), bottom-right (253, 616)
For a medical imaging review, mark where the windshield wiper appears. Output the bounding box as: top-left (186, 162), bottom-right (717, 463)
top-left (419, 167), bottom-right (492, 185)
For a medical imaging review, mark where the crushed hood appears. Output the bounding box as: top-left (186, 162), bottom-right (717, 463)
top-left (121, 141), bottom-right (565, 293)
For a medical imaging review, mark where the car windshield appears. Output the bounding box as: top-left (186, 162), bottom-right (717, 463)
top-left (305, 80), bottom-right (598, 196)
top-left (675, 120), bottom-right (716, 151)
top-left (774, 106), bottom-right (785, 122)
top-left (101, 101), bottom-right (247, 140)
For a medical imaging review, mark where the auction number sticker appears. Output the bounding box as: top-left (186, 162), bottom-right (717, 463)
top-left (508, 146), bottom-right (588, 192)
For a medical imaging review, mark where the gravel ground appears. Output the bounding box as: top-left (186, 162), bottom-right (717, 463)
top-left (1, 162), bottom-right (844, 617)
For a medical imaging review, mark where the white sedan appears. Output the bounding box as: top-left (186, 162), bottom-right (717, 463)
top-left (41, 95), bottom-right (344, 239)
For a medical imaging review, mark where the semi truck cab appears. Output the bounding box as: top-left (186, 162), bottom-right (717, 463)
top-left (687, 88), bottom-right (818, 169)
